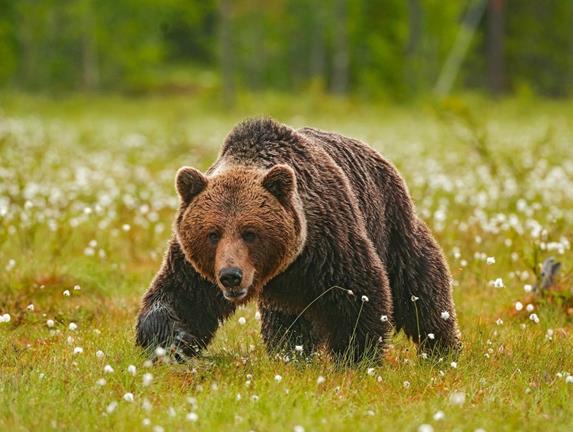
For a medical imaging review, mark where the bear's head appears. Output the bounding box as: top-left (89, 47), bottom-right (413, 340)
top-left (174, 164), bottom-right (307, 303)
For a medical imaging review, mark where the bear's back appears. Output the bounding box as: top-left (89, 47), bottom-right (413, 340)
top-left (219, 118), bottom-right (306, 168)
top-left (297, 126), bottom-right (413, 263)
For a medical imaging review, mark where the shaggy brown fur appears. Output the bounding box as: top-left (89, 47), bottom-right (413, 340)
top-left (136, 118), bottom-right (461, 363)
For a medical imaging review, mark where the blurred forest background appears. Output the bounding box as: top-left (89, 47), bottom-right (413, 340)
top-left (0, 0), bottom-right (572, 104)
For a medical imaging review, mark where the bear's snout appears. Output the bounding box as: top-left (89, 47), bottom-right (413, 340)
top-left (218, 267), bottom-right (250, 301)
top-left (219, 267), bottom-right (243, 288)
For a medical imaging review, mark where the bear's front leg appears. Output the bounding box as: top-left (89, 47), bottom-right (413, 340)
top-left (136, 239), bottom-right (235, 360)
top-left (136, 301), bottom-right (200, 361)
top-left (259, 304), bottom-right (320, 359)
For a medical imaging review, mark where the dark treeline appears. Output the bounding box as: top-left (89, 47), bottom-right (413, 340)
top-left (0, 0), bottom-right (571, 100)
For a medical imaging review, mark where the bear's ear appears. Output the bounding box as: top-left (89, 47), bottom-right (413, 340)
top-left (175, 167), bottom-right (208, 204)
top-left (262, 164), bottom-right (296, 203)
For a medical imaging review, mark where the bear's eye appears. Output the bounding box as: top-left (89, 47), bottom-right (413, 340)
top-left (207, 231), bottom-right (220, 244)
top-left (241, 230), bottom-right (257, 243)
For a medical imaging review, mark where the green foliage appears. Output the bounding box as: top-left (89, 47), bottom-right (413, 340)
top-left (504, 0), bottom-right (573, 97)
top-left (0, 0), bottom-right (570, 97)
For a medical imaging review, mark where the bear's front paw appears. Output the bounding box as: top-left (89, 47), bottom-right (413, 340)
top-left (136, 307), bottom-right (204, 362)
top-left (170, 329), bottom-right (206, 361)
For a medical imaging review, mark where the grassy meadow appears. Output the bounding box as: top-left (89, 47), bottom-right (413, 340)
top-left (1, 94), bottom-right (572, 431)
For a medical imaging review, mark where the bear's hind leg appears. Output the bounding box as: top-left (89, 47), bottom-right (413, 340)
top-left (389, 220), bottom-right (461, 358)
top-left (323, 295), bottom-right (392, 366)
top-left (259, 305), bottom-right (319, 359)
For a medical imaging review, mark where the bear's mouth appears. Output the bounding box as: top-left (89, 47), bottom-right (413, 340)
top-left (222, 287), bottom-right (248, 302)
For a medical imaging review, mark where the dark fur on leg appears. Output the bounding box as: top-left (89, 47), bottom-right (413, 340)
top-left (259, 304), bottom-right (320, 358)
top-left (387, 219), bottom-right (461, 358)
top-left (136, 239), bottom-right (235, 360)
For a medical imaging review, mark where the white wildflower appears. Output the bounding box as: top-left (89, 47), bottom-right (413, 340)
top-left (127, 365), bottom-right (137, 376)
top-left (441, 311), bottom-right (450, 320)
top-left (142, 398), bottom-right (153, 411)
top-left (238, 317), bottom-right (246, 325)
top-left (515, 301), bottom-right (523, 311)
top-left (186, 412), bottom-right (199, 422)
top-left (449, 391), bottom-right (466, 406)
top-left (104, 365), bottom-right (114, 374)
top-left (106, 401), bottom-right (118, 414)
top-left (143, 372), bottom-right (153, 386)
top-left (486, 256), bottom-right (496, 265)
top-left (123, 393), bottom-right (134, 402)
top-left (68, 322), bottom-right (78, 331)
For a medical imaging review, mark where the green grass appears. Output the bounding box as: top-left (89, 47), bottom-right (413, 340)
top-left (1, 93), bottom-right (573, 432)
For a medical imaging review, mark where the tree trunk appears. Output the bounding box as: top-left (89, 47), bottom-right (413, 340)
top-left (247, 6), bottom-right (264, 91)
top-left (310, 7), bottom-right (326, 82)
top-left (81, 0), bottom-right (99, 91)
top-left (487, 0), bottom-right (505, 95)
top-left (406, 0), bottom-right (422, 56)
top-left (331, 0), bottom-right (349, 95)
top-left (406, 0), bottom-right (423, 92)
top-left (434, 0), bottom-right (487, 96)
top-left (219, 0), bottom-right (235, 109)
top-left (17, 1), bottom-right (35, 88)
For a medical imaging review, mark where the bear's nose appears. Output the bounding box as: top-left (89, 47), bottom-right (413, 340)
top-left (219, 267), bottom-right (243, 288)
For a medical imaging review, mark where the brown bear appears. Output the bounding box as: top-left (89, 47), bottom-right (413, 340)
top-left (136, 118), bottom-right (461, 364)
